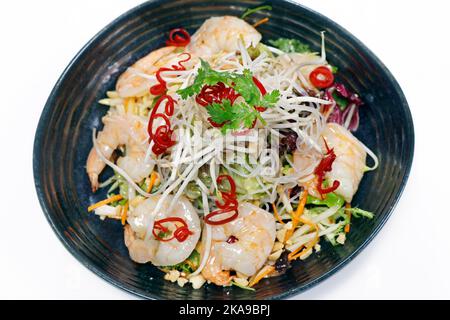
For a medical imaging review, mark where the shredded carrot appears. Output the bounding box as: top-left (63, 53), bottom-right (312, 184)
top-left (288, 217), bottom-right (319, 261)
top-left (248, 265), bottom-right (275, 287)
top-left (284, 191), bottom-right (308, 242)
top-left (289, 243), bottom-right (315, 261)
top-left (344, 203), bottom-right (352, 233)
top-left (88, 194), bottom-right (123, 212)
top-left (146, 171), bottom-right (158, 193)
top-left (272, 203), bottom-right (284, 225)
top-left (124, 98), bottom-right (130, 113)
top-left (253, 17), bottom-right (269, 28)
top-left (121, 202), bottom-right (129, 226)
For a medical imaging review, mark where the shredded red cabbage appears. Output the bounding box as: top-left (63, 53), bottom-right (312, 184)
top-left (324, 84), bottom-right (363, 132)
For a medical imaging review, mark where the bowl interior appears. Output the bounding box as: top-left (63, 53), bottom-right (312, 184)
top-left (33, 0), bottom-right (414, 299)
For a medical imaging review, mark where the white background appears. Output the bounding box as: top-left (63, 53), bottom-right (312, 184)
top-left (0, 0), bottom-right (449, 299)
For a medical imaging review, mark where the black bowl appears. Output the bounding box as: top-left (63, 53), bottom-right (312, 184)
top-left (33, 0), bottom-right (414, 299)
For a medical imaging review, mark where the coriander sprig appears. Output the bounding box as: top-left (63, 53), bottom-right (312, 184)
top-left (177, 60), bottom-right (280, 133)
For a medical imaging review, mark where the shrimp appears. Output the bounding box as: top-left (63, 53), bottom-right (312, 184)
top-left (201, 202), bottom-right (276, 285)
top-left (321, 123), bottom-right (366, 203)
top-left (201, 242), bottom-right (233, 286)
top-left (116, 46), bottom-right (181, 98)
top-left (187, 16), bottom-right (262, 58)
top-left (293, 123), bottom-right (366, 202)
top-left (292, 153), bottom-right (321, 198)
top-left (86, 111), bottom-right (153, 192)
top-left (125, 195), bottom-right (201, 266)
top-left (117, 16), bottom-right (259, 97)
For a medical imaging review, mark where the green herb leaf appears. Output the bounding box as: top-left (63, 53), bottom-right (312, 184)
top-left (109, 196), bottom-right (128, 207)
top-left (177, 60), bottom-right (231, 99)
top-left (164, 250), bottom-right (200, 274)
top-left (347, 207), bottom-right (374, 219)
top-left (332, 91), bottom-right (349, 111)
top-left (178, 60), bottom-right (277, 108)
top-left (241, 5), bottom-right (272, 19)
top-left (178, 60), bottom-right (280, 133)
top-left (158, 230), bottom-right (172, 239)
top-left (269, 38), bottom-right (311, 53)
top-left (307, 193), bottom-right (345, 208)
top-left (231, 281), bottom-right (256, 291)
top-left (332, 207), bottom-right (374, 225)
top-left (150, 95), bottom-right (162, 108)
top-left (207, 100), bottom-right (260, 133)
top-left (206, 99), bottom-right (235, 124)
top-left (260, 90), bottom-right (280, 108)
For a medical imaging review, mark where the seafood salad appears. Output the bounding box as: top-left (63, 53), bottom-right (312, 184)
top-left (86, 10), bottom-right (378, 290)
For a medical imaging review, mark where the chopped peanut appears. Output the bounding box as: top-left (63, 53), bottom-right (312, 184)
top-left (177, 277), bottom-right (189, 287)
top-left (189, 275), bottom-right (206, 289)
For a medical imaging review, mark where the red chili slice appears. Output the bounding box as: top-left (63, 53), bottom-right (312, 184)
top-left (150, 54), bottom-right (191, 96)
top-left (207, 118), bottom-right (225, 128)
top-left (252, 76), bottom-right (268, 112)
top-left (317, 177), bottom-right (340, 195)
top-left (196, 82), bottom-right (240, 107)
top-left (252, 76), bottom-right (267, 95)
top-left (147, 95), bottom-right (177, 156)
top-left (152, 217), bottom-right (193, 242)
top-left (153, 125), bottom-right (176, 148)
top-left (147, 96), bottom-right (175, 139)
top-left (314, 139), bottom-right (340, 197)
top-left (150, 67), bottom-right (171, 95)
top-left (216, 175), bottom-right (237, 195)
top-left (196, 83), bottom-right (241, 127)
top-left (175, 53), bottom-right (191, 70)
top-left (152, 219), bottom-right (173, 242)
top-left (310, 66), bottom-right (334, 89)
top-left (166, 28), bottom-right (191, 47)
top-left (173, 226), bottom-right (194, 242)
top-left (215, 195), bottom-right (238, 211)
top-left (204, 209), bottom-right (239, 226)
top-left (195, 76), bottom-right (268, 129)
top-left (204, 175), bottom-right (239, 226)
top-left (150, 84), bottom-right (166, 96)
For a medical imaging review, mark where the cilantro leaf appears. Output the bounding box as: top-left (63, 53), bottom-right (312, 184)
top-left (207, 100), bottom-right (259, 133)
top-left (229, 103), bottom-right (259, 129)
top-left (177, 60), bottom-right (231, 99)
top-left (269, 38), bottom-right (311, 53)
top-left (178, 61), bottom-right (279, 109)
top-left (206, 99), bottom-right (235, 124)
top-left (232, 69), bottom-right (261, 105)
top-left (178, 60), bottom-right (280, 134)
top-left (260, 90), bottom-right (280, 108)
